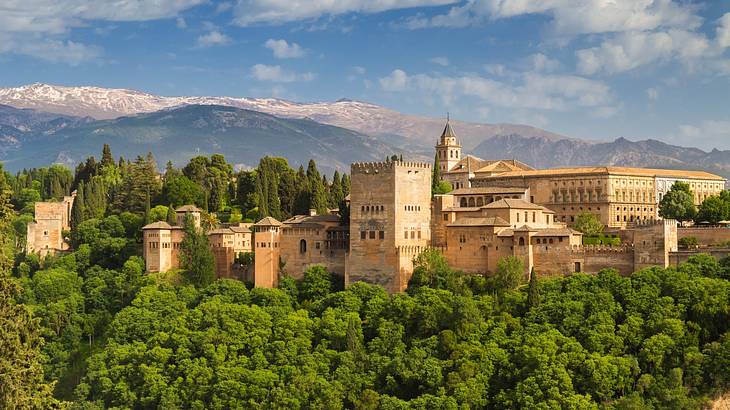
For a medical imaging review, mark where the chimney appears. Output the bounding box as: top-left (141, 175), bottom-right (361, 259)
top-left (309, 208), bottom-right (317, 216)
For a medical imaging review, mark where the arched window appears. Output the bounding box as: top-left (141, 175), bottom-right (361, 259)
top-left (468, 197), bottom-right (475, 207)
top-left (476, 197), bottom-right (484, 206)
top-left (519, 237), bottom-right (525, 246)
top-left (460, 198), bottom-right (467, 207)
top-left (299, 239), bottom-right (307, 253)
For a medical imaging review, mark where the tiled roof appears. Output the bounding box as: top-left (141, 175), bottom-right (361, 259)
top-left (483, 198), bottom-right (549, 211)
top-left (208, 228), bottom-right (234, 235)
top-left (450, 186), bottom-right (527, 195)
top-left (447, 216), bottom-right (511, 227)
top-left (229, 226), bottom-right (251, 233)
top-left (254, 217), bottom-right (283, 226)
top-left (142, 221), bottom-right (172, 230)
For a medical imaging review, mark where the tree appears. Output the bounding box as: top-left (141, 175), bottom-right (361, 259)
top-left (527, 267), bottom-right (539, 308)
top-left (659, 182), bottom-right (696, 222)
top-left (101, 143), bottom-right (114, 167)
top-left (70, 181), bottom-right (86, 231)
top-left (166, 204), bottom-right (176, 225)
top-left (307, 160), bottom-right (328, 215)
top-left (299, 265), bottom-right (332, 301)
top-left (0, 277), bottom-right (60, 408)
top-left (572, 212), bottom-right (604, 235)
top-left (494, 256), bottom-right (523, 293)
top-left (179, 214), bottom-right (215, 287)
top-left (162, 175), bottom-right (205, 208)
top-left (697, 195), bottom-right (729, 224)
top-left (148, 205), bottom-right (169, 223)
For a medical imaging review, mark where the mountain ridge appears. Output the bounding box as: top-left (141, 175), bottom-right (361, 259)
top-left (0, 83), bottom-right (570, 150)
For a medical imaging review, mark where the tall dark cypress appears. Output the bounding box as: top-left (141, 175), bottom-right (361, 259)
top-left (70, 181), bottom-right (85, 231)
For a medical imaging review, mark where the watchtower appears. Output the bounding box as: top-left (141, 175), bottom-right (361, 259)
top-left (253, 217), bottom-right (283, 288)
top-left (435, 115), bottom-right (461, 173)
top-left (347, 160), bottom-right (432, 293)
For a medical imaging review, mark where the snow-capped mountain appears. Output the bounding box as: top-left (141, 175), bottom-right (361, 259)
top-left (0, 83), bottom-right (568, 150)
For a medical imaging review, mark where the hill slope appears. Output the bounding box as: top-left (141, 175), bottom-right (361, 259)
top-left (1, 105), bottom-right (399, 173)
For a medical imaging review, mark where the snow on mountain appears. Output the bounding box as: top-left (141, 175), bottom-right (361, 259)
top-left (0, 83), bottom-right (569, 150)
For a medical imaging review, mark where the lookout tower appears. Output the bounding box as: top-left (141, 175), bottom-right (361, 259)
top-left (435, 114), bottom-right (462, 173)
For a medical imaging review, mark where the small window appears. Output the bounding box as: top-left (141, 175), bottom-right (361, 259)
top-left (379, 231), bottom-right (384, 240)
top-left (369, 231), bottom-right (375, 239)
top-left (360, 231), bottom-right (366, 240)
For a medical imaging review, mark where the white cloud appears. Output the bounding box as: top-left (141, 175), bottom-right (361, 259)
top-left (176, 17), bottom-right (187, 29)
top-left (484, 63), bottom-right (506, 76)
top-left (232, 0), bottom-right (456, 26)
top-left (196, 31), bottom-right (231, 47)
top-left (647, 87), bottom-right (659, 100)
top-left (678, 120), bottom-right (730, 148)
top-left (0, 0), bottom-right (202, 63)
top-left (352, 66), bottom-right (366, 75)
top-left (404, 0), bottom-right (700, 35)
top-left (251, 64), bottom-right (315, 82)
top-left (576, 29), bottom-right (711, 75)
top-left (718, 13), bottom-right (730, 49)
top-left (15, 39), bottom-right (102, 65)
top-left (379, 68), bottom-right (614, 112)
top-left (264, 39), bottom-right (305, 58)
top-left (529, 53), bottom-right (560, 72)
top-left (430, 56), bottom-right (449, 66)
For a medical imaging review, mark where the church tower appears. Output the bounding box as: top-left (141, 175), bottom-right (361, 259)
top-left (435, 115), bottom-right (461, 173)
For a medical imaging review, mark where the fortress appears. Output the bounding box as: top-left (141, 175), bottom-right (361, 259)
top-left (25, 119), bottom-right (726, 293)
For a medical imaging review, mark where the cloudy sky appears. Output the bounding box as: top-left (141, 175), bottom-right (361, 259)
top-left (1, 0), bottom-right (729, 149)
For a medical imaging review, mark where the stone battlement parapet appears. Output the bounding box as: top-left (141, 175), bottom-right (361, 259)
top-left (351, 161), bottom-right (431, 174)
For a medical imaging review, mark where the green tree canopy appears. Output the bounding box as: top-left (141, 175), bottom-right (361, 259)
top-left (659, 182), bottom-right (696, 222)
top-left (572, 211), bottom-right (604, 235)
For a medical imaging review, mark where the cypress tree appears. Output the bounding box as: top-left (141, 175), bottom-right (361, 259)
top-left (179, 214), bottom-right (215, 287)
top-left (167, 204), bottom-right (177, 225)
top-left (330, 171), bottom-right (344, 208)
top-left (341, 174), bottom-right (351, 198)
top-left (71, 181), bottom-right (85, 231)
top-left (528, 267), bottom-right (540, 309)
top-left (101, 144), bottom-right (114, 167)
top-left (432, 153), bottom-right (441, 193)
top-left (144, 190), bottom-right (151, 224)
top-left (307, 160), bottom-right (328, 215)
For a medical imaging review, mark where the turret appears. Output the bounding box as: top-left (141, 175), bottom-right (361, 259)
top-left (435, 115), bottom-right (462, 173)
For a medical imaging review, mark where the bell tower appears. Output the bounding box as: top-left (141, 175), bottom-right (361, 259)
top-left (435, 114), bottom-right (461, 173)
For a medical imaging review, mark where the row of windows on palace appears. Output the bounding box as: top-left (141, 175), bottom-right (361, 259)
top-left (357, 229), bottom-right (424, 240)
top-left (458, 195), bottom-right (521, 207)
top-left (457, 234), bottom-right (566, 246)
top-left (360, 205), bottom-right (423, 213)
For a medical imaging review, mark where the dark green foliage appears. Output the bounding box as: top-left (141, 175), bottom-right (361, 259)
top-left (527, 267), bottom-right (539, 308)
top-left (70, 181), bottom-right (85, 231)
top-left (0, 277), bottom-right (60, 408)
top-left (179, 215), bottom-right (215, 287)
top-left (572, 211), bottom-right (604, 235)
top-left (659, 182), bottom-right (697, 222)
top-left (494, 256), bottom-right (524, 293)
top-left (162, 174), bottom-right (205, 208)
top-left (583, 234), bottom-right (622, 246)
top-left (299, 265), bottom-right (332, 302)
top-left (697, 195), bottom-right (730, 224)
top-left (678, 236), bottom-right (699, 248)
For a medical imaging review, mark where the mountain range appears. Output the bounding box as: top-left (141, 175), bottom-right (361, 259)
top-left (0, 83), bottom-right (729, 179)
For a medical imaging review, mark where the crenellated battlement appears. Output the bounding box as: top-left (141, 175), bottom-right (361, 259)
top-left (351, 161), bottom-right (431, 174)
top-left (630, 219), bottom-right (678, 228)
top-left (570, 244), bottom-right (634, 254)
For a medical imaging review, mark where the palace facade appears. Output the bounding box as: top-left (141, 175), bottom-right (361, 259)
top-left (134, 118), bottom-right (725, 293)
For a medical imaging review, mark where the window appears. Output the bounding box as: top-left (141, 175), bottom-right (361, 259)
top-left (360, 231), bottom-right (366, 240)
top-left (379, 231), bottom-right (384, 240)
top-left (404, 231), bottom-right (408, 239)
top-left (460, 198), bottom-right (467, 207)
top-left (518, 237), bottom-right (525, 246)
top-left (443, 214), bottom-right (448, 221)
top-left (369, 231), bottom-right (376, 239)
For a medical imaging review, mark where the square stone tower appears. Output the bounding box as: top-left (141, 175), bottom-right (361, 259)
top-left (253, 217), bottom-right (283, 288)
top-left (347, 161), bottom-right (432, 293)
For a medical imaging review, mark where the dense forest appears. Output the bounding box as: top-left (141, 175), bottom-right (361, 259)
top-left (1, 146), bottom-right (730, 409)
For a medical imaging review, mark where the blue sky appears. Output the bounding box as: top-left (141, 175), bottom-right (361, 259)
top-left (1, 1), bottom-right (729, 150)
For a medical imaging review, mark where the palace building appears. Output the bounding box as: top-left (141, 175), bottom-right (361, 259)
top-left (438, 120), bottom-right (726, 228)
top-left (136, 118), bottom-right (725, 293)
